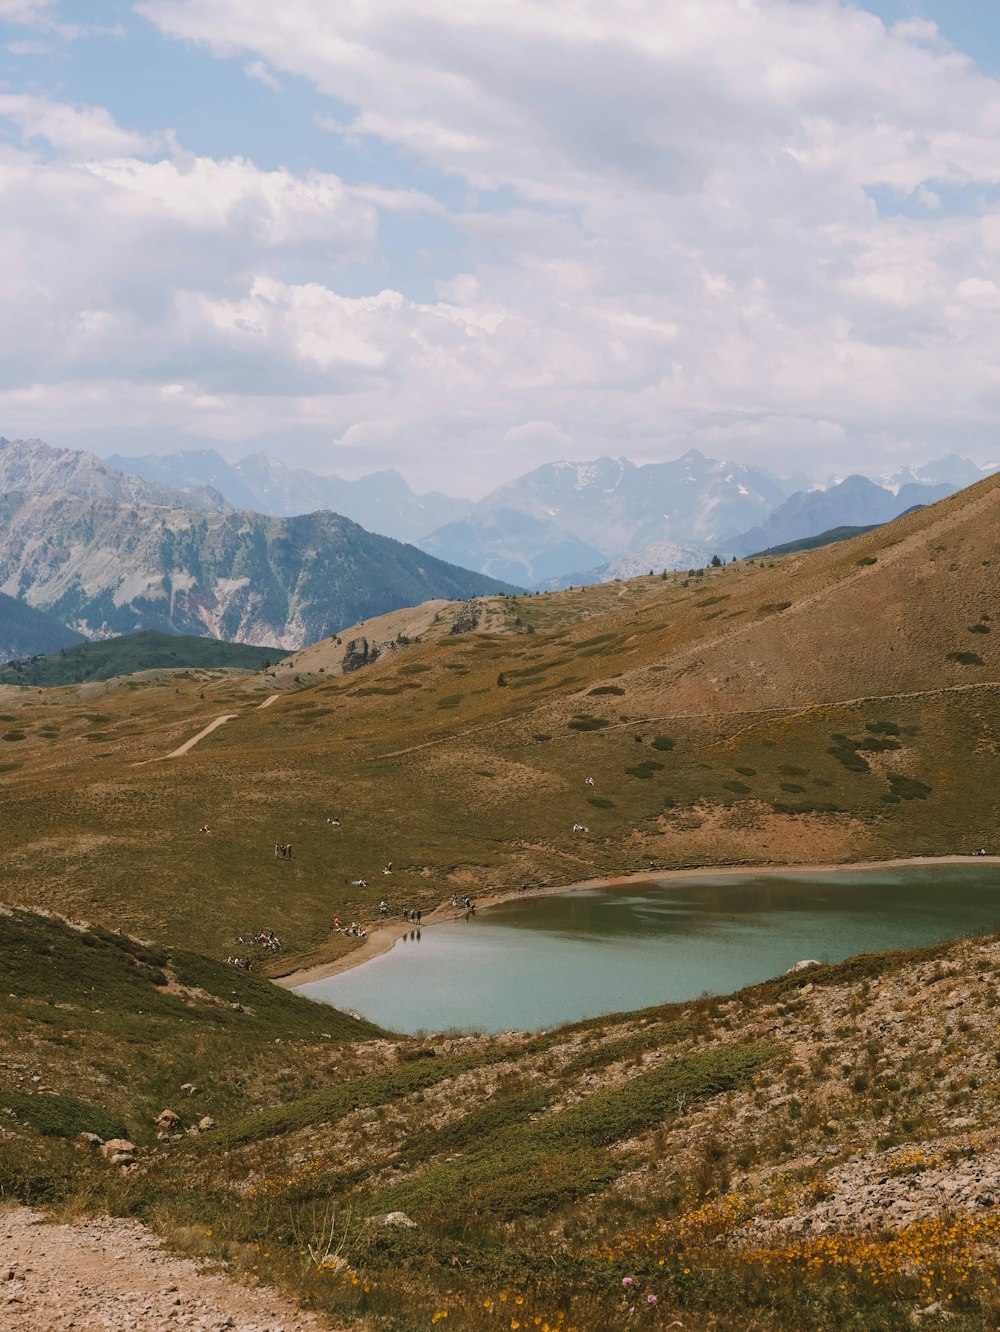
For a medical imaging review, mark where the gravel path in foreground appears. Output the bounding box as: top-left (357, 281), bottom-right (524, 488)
top-left (1, 1207), bottom-right (335, 1331)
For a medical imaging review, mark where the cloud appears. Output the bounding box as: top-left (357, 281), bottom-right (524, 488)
top-left (0, 94), bottom-right (174, 159)
top-left (244, 59), bottom-right (281, 91)
top-left (5, 2), bottom-right (1000, 489)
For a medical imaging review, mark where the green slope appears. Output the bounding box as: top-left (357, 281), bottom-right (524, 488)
top-left (0, 629), bottom-right (291, 686)
top-left (0, 592), bottom-right (83, 663)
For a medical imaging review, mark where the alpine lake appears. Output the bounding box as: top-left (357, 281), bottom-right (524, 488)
top-left (296, 863), bottom-right (1000, 1034)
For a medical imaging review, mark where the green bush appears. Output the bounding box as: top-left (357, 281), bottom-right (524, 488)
top-left (587, 685), bottom-right (625, 696)
top-left (650, 735), bottom-right (675, 752)
top-left (887, 773), bottom-right (932, 800)
top-left (0, 1089), bottom-right (127, 1141)
top-left (568, 716), bottom-right (610, 731)
top-left (948, 651), bottom-right (984, 666)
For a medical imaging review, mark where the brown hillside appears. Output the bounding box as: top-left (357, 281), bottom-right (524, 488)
top-left (0, 475), bottom-right (997, 966)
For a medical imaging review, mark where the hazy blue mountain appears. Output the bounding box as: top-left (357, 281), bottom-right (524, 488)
top-left (419, 508), bottom-right (609, 586)
top-left (417, 450), bottom-right (786, 581)
top-left (108, 447), bottom-right (469, 542)
top-left (106, 447), bottom-right (261, 510)
top-left (881, 454), bottom-right (996, 492)
top-left (0, 493), bottom-right (520, 649)
top-left (0, 592), bottom-right (83, 664)
top-left (729, 475), bottom-right (956, 556)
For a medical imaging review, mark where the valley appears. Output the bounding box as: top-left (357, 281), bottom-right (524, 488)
top-left (2, 472), bottom-right (1000, 1329)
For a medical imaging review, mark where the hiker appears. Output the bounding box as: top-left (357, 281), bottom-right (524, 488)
top-left (585, 776), bottom-right (595, 786)
top-left (274, 844), bottom-right (280, 858)
top-left (286, 844), bottom-right (292, 859)
top-left (383, 863), bottom-right (392, 875)
top-left (416, 909), bottom-right (422, 926)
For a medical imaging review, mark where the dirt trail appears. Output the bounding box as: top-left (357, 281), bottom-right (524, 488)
top-left (134, 715), bottom-right (238, 766)
top-left (371, 679), bottom-right (1000, 762)
top-left (258, 695), bottom-right (280, 709)
top-left (0, 1206), bottom-right (334, 1331)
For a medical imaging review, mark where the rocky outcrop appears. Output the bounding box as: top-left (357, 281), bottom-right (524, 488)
top-left (341, 637), bottom-right (381, 673)
top-left (449, 600), bottom-right (484, 635)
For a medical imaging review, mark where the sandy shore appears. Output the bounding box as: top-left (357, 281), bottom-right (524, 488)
top-left (274, 854), bottom-right (1000, 990)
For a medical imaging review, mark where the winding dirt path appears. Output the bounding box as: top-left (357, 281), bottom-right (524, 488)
top-left (0, 1206), bottom-right (335, 1331)
top-left (258, 694), bottom-right (281, 709)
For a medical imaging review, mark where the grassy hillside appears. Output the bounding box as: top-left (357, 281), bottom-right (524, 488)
top-left (0, 630), bottom-right (291, 686)
top-left (4, 909), bottom-right (1000, 1329)
top-left (0, 472), bottom-right (997, 963)
top-left (0, 591), bottom-right (83, 662)
top-left (3, 473), bottom-right (1000, 1327)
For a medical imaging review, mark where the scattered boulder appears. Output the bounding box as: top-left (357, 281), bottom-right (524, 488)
top-left (180, 1082), bottom-right (198, 1096)
top-left (75, 1132), bottom-right (103, 1151)
top-left (198, 1115), bottom-right (215, 1132)
top-left (100, 1138), bottom-right (137, 1167)
top-left (155, 1109), bottom-right (181, 1130)
top-left (786, 959), bottom-right (821, 973)
top-left (369, 1211), bottom-right (417, 1229)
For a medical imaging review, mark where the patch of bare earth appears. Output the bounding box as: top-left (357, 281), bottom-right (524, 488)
top-left (0, 1207), bottom-right (337, 1331)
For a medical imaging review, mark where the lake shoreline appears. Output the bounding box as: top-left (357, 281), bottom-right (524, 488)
top-left (274, 854), bottom-right (1000, 991)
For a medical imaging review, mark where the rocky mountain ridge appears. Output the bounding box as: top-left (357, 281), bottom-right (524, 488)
top-left (0, 492), bottom-right (517, 648)
top-left (0, 437), bottom-right (229, 513)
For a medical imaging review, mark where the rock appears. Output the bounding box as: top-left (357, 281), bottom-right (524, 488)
top-left (198, 1116), bottom-right (215, 1131)
top-left (369, 1211), bottom-right (417, 1229)
top-left (156, 1109), bottom-right (181, 1129)
top-left (100, 1138), bottom-right (137, 1167)
top-left (180, 1083), bottom-right (198, 1096)
top-left (75, 1132), bottom-right (103, 1150)
top-left (786, 959), bottom-right (821, 973)
top-left (342, 636), bottom-right (381, 673)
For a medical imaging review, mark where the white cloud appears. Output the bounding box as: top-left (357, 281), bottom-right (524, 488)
top-left (0, 94), bottom-right (173, 159)
top-left (244, 59), bottom-right (281, 91)
top-left (6, 2), bottom-right (1000, 488)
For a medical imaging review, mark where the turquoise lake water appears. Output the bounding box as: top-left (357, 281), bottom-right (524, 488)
top-left (296, 864), bottom-right (1000, 1034)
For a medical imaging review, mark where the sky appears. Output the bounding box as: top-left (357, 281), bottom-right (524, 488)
top-left (2, 2), bottom-right (1000, 496)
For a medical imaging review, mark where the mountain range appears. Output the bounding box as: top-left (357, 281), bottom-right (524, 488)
top-left (1, 435), bottom-right (995, 657)
top-left (107, 447), bottom-right (466, 544)
top-left (0, 489), bottom-right (516, 651)
top-left (103, 442), bottom-right (996, 585)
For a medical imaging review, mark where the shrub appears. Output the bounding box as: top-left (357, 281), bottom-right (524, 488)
top-left (888, 773), bottom-right (932, 800)
top-left (856, 556), bottom-right (878, 566)
top-left (587, 797), bottom-right (615, 809)
top-left (587, 685), bottom-right (625, 696)
top-left (625, 761), bottom-right (664, 780)
top-left (948, 651), bottom-right (984, 666)
top-left (568, 716), bottom-right (610, 731)
top-left (650, 736), bottom-right (675, 752)
top-left (723, 780), bottom-right (751, 795)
